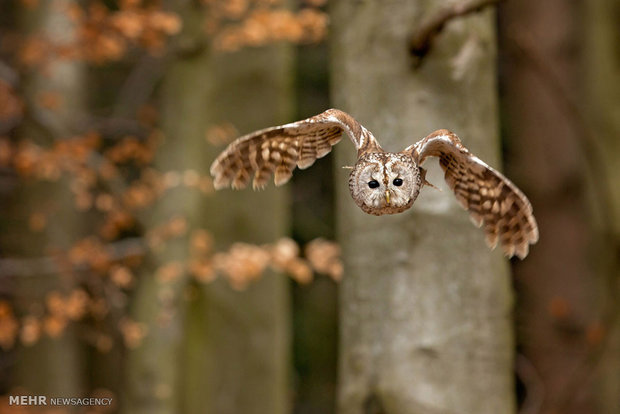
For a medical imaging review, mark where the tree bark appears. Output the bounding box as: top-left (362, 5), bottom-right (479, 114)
top-left (180, 43), bottom-right (293, 414)
top-left (122, 4), bottom-right (211, 413)
top-left (12, 0), bottom-right (86, 398)
top-left (124, 1), bottom-right (293, 413)
top-left (180, 42), bottom-right (292, 414)
top-left (499, 0), bottom-right (619, 412)
top-left (582, 0), bottom-right (620, 411)
top-left (292, 44), bottom-right (338, 414)
top-left (331, 1), bottom-right (513, 413)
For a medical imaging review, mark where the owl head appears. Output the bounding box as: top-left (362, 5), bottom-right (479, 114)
top-left (348, 152), bottom-right (422, 216)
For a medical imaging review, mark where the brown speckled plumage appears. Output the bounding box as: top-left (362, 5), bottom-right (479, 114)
top-left (210, 109), bottom-right (539, 259)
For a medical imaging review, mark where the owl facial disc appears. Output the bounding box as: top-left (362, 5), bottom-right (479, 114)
top-left (348, 152), bottom-right (421, 216)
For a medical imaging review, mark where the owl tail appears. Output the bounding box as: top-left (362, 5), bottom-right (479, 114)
top-left (419, 167), bottom-right (441, 191)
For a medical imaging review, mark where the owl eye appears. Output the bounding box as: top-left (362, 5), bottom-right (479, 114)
top-left (393, 178), bottom-right (403, 186)
top-left (368, 180), bottom-right (380, 189)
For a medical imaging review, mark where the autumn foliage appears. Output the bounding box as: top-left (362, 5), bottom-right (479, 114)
top-left (0, 0), bottom-right (333, 385)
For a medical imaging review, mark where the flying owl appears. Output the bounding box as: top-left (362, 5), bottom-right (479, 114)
top-left (210, 109), bottom-right (539, 259)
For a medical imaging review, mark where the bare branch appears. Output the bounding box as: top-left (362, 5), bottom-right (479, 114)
top-left (0, 237), bottom-right (146, 279)
top-left (77, 115), bottom-right (150, 139)
top-left (409, 0), bottom-right (502, 67)
top-left (0, 59), bottom-right (19, 86)
top-left (113, 54), bottom-right (166, 119)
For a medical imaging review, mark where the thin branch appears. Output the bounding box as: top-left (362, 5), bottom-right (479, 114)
top-left (113, 54), bottom-right (166, 119)
top-left (409, 0), bottom-right (503, 67)
top-left (77, 115), bottom-right (150, 139)
top-left (0, 59), bottom-right (19, 86)
top-left (0, 237), bottom-right (146, 279)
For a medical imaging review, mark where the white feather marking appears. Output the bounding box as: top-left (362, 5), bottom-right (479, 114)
top-left (470, 155), bottom-right (489, 168)
top-left (270, 151), bottom-right (281, 162)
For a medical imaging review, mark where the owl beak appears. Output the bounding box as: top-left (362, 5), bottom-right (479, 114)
top-left (385, 190), bottom-right (391, 205)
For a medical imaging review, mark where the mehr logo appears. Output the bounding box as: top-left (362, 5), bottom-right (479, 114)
top-left (8, 394), bottom-right (113, 407)
top-left (9, 395), bottom-right (47, 405)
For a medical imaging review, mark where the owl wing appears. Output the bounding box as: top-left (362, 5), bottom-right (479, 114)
top-left (210, 109), bottom-right (379, 190)
top-left (410, 129), bottom-right (539, 259)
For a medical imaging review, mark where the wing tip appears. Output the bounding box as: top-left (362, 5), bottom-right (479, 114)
top-left (252, 181), bottom-right (267, 191)
top-left (231, 180), bottom-right (249, 190)
top-left (274, 167), bottom-right (293, 186)
top-left (469, 213), bottom-right (484, 228)
top-left (209, 160), bottom-right (220, 177)
top-left (297, 158), bottom-right (317, 170)
top-left (499, 232), bottom-right (538, 260)
top-left (212, 175), bottom-right (230, 190)
top-left (485, 232), bottom-right (499, 250)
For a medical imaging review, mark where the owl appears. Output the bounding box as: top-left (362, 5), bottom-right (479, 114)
top-left (210, 109), bottom-right (539, 259)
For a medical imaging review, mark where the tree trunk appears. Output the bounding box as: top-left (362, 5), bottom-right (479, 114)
top-left (582, 0), bottom-right (620, 411)
top-left (292, 43), bottom-right (338, 414)
top-left (181, 45), bottom-right (293, 414)
top-left (499, 0), bottom-right (619, 412)
top-left (124, 2), bottom-right (293, 413)
top-left (331, 1), bottom-right (513, 413)
top-left (12, 0), bottom-right (86, 398)
top-left (122, 5), bottom-right (211, 413)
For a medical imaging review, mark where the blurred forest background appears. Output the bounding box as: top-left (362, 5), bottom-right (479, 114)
top-left (0, 0), bottom-right (618, 413)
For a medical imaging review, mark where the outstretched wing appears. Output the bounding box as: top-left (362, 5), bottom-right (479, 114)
top-left (410, 129), bottom-right (539, 259)
top-left (210, 109), bottom-right (379, 190)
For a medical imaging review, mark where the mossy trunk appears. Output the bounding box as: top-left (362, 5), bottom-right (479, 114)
top-left (12, 0), bottom-right (86, 399)
top-left (180, 43), bottom-right (293, 414)
top-left (582, 0), bottom-right (620, 411)
top-left (500, 0), bottom-right (620, 412)
top-left (122, 4), bottom-right (212, 413)
top-left (331, 1), bottom-right (513, 413)
top-left (124, 2), bottom-right (293, 413)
